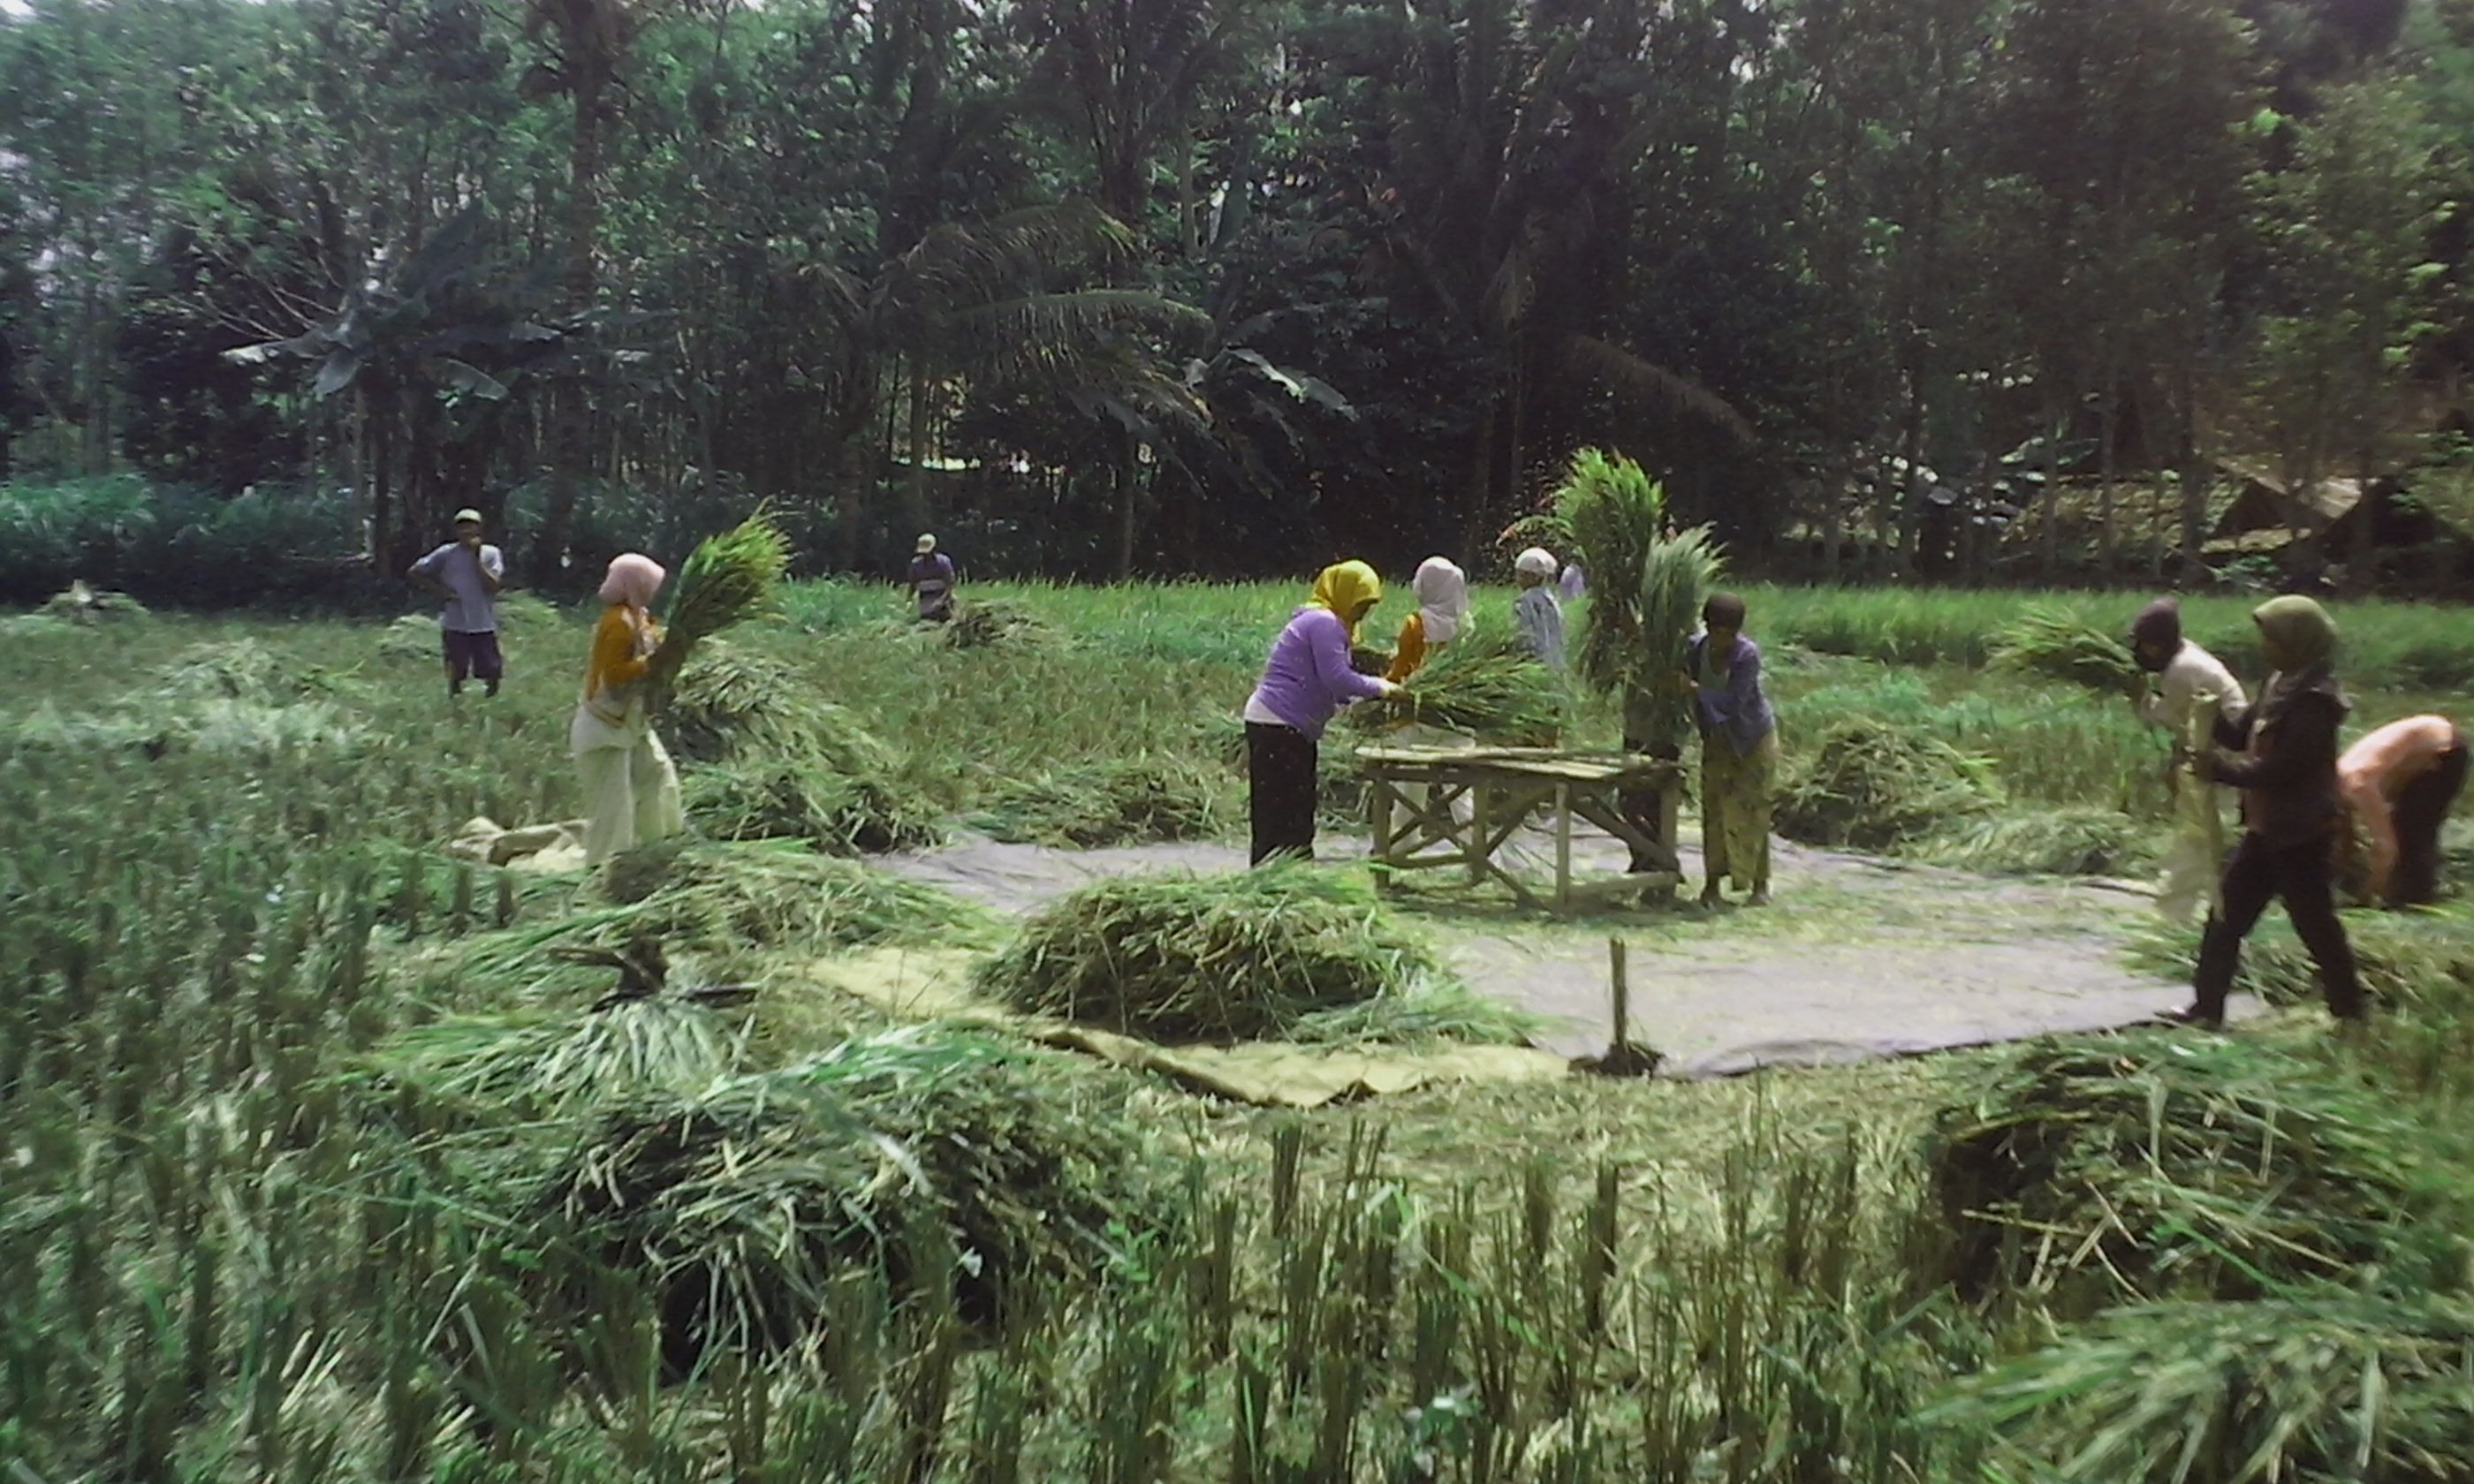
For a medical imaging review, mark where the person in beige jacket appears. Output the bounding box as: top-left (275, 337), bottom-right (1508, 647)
top-left (2130, 598), bottom-right (2247, 924)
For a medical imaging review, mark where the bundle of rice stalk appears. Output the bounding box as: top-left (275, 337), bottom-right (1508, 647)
top-left (603, 839), bottom-right (987, 952)
top-left (1909, 806), bottom-right (2151, 877)
top-left (972, 755), bottom-right (1233, 848)
top-left (971, 863), bottom-right (1443, 1043)
top-left (1344, 626), bottom-right (1568, 745)
top-left (362, 995), bottom-right (738, 1121)
top-left (1928, 1032), bottom-right (2455, 1306)
top-left (1934, 1292), bottom-right (2474, 1483)
top-left (547, 1026), bottom-right (1163, 1355)
top-left (156, 638), bottom-right (358, 705)
top-left (1551, 449), bottom-right (1723, 752)
top-left (649, 511), bottom-right (791, 702)
top-left (944, 599), bottom-right (1052, 651)
top-left (1774, 717), bottom-right (2001, 851)
top-left (683, 755), bottom-right (943, 855)
top-left (1987, 605), bottom-right (2144, 699)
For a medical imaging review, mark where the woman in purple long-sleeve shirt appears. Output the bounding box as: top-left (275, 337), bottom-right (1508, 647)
top-left (1243, 560), bottom-right (1400, 863)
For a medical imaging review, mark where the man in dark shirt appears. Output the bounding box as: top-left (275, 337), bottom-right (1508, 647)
top-left (2173, 596), bottom-right (2366, 1029)
top-left (907, 534), bottom-right (956, 623)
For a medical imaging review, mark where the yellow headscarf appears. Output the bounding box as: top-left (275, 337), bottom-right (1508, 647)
top-left (1308, 560), bottom-right (1383, 642)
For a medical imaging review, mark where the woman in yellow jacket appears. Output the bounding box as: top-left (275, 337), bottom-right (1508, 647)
top-left (572, 553), bottom-right (685, 865)
top-left (1385, 556), bottom-right (1468, 683)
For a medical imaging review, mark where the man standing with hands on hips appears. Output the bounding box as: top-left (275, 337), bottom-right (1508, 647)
top-left (408, 507), bottom-right (507, 698)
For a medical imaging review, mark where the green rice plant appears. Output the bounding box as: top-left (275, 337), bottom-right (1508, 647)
top-left (972, 863), bottom-right (1444, 1043)
top-left (1937, 1293), bottom-right (2474, 1483)
top-left (1343, 626), bottom-right (1569, 745)
top-left (546, 1026), bottom-right (1166, 1356)
top-left (1987, 606), bottom-right (2144, 698)
top-left (1909, 806), bottom-right (2153, 877)
top-left (1928, 1031), bottom-right (2463, 1308)
top-left (969, 754), bottom-right (1234, 847)
top-left (1776, 717), bottom-right (2003, 850)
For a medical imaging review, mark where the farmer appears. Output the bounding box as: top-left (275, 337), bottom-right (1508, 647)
top-left (1385, 556), bottom-right (1469, 683)
top-left (2339, 715), bottom-right (2468, 907)
top-left (2129, 598), bottom-right (2248, 924)
top-left (907, 534), bottom-right (957, 623)
top-left (1685, 592), bottom-right (1779, 906)
top-left (406, 507), bottom-right (506, 698)
top-left (1559, 559), bottom-right (1586, 602)
top-left (1243, 561), bottom-right (1400, 864)
top-left (573, 554), bottom-right (685, 867)
top-left (1511, 547), bottom-right (1566, 670)
top-left (2172, 596), bottom-right (2366, 1030)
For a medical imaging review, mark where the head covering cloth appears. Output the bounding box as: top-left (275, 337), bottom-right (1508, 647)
top-left (2248, 594), bottom-right (2342, 731)
top-left (1307, 561), bottom-right (1383, 643)
top-left (1514, 547), bottom-right (1558, 579)
top-left (599, 553), bottom-right (666, 610)
top-left (1410, 556), bottom-right (1469, 645)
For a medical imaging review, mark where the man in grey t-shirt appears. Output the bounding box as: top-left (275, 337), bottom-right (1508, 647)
top-left (407, 508), bottom-right (507, 697)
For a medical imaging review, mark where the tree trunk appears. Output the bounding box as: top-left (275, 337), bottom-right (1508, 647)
top-left (904, 367), bottom-right (930, 542)
top-left (1112, 435), bottom-right (1138, 581)
top-left (2097, 375), bottom-right (2118, 579)
top-left (536, 77), bottom-right (607, 586)
top-left (2178, 364), bottom-right (2209, 586)
top-left (2350, 445), bottom-right (2379, 596)
top-left (2039, 403), bottom-right (2065, 579)
top-left (1896, 369), bottom-right (1927, 580)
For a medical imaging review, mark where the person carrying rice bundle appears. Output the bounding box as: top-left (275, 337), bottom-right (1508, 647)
top-left (2172, 595), bottom-right (2365, 1029)
top-left (2339, 714), bottom-right (2468, 907)
top-left (1684, 592), bottom-right (1778, 906)
top-left (2129, 598), bottom-right (2247, 925)
top-left (1510, 547), bottom-right (1566, 670)
top-left (1385, 556), bottom-right (1469, 684)
top-left (573, 554), bottom-right (686, 867)
top-left (1243, 561), bottom-right (1400, 864)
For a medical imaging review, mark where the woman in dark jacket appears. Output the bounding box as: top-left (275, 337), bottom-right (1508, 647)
top-left (2173, 595), bottom-right (2367, 1028)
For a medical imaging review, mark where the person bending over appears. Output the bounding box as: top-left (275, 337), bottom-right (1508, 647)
top-left (2339, 715), bottom-right (2468, 907)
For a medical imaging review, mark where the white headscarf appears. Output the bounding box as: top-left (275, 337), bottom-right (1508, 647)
top-left (1514, 547), bottom-right (1558, 579)
top-left (1412, 556), bottom-right (1469, 645)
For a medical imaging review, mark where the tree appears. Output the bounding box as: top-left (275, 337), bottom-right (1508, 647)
top-left (2238, 78), bottom-right (2443, 590)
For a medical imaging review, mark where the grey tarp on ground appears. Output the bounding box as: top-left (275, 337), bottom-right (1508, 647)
top-left (885, 828), bottom-right (2257, 1079)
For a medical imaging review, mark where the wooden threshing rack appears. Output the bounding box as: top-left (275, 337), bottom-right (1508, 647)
top-left (1356, 745), bottom-right (1684, 913)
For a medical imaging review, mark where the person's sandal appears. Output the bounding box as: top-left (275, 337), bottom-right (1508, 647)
top-left (2157, 1004), bottom-right (2224, 1030)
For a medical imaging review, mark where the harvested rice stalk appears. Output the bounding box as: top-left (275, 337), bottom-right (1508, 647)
top-left (972, 756), bottom-right (1233, 847)
top-left (1929, 1032), bottom-right (2460, 1306)
top-left (972, 864), bottom-right (1444, 1043)
top-left (1987, 606), bottom-right (2144, 698)
top-left (944, 600), bottom-right (1051, 650)
top-left (604, 839), bottom-right (989, 951)
top-left (1344, 627), bottom-right (1568, 745)
top-left (1551, 449), bottom-right (1725, 753)
top-left (363, 995), bottom-right (739, 1119)
top-left (1936, 1293), bottom-right (2474, 1484)
top-left (1909, 806), bottom-right (2151, 877)
top-left (684, 754), bottom-right (942, 855)
top-left (547, 1025), bottom-right (1165, 1355)
top-left (649, 511), bottom-right (791, 704)
top-left (1775, 717), bottom-right (2000, 850)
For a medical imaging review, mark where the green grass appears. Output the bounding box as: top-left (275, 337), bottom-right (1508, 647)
top-left (9, 579), bottom-right (2474, 1484)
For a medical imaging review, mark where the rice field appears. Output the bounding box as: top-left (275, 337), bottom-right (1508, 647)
top-left (5, 579), bottom-right (2474, 1482)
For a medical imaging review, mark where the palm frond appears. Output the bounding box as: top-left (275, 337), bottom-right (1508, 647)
top-left (1562, 334), bottom-right (1756, 445)
top-left (877, 201), bottom-right (1136, 318)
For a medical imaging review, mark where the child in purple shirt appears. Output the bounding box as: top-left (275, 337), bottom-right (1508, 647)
top-left (1243, 561), bottom-right (1399, 863)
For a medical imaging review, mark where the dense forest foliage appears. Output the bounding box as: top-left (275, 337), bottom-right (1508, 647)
top-left (4, 0), bottom-right (2474, 592)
